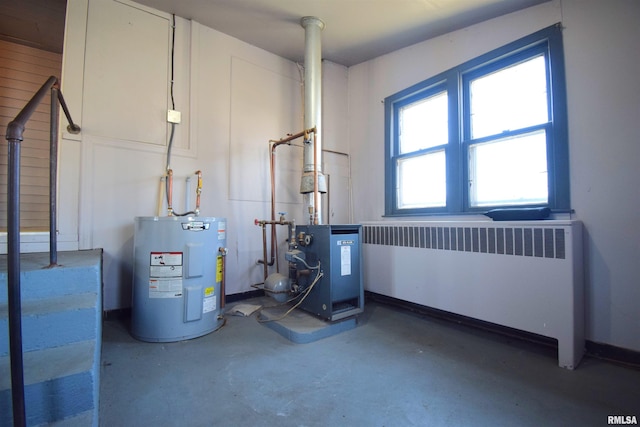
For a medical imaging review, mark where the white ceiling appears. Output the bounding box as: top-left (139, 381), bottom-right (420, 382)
top-left (0, 0), bottom-right (549, 66)
top-left (0, 0), bottom-right (67, 53)
top-left (133, 0), bottom-right (549, 66)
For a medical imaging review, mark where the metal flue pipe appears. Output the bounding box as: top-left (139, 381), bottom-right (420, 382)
top-left (300, 16), bottom-right (326, 225)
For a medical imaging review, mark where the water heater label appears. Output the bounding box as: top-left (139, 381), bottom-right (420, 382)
top-left (150, 265), bottom-right (183, 278)
top-left (203, 296), bottom-right (216, 313)
top-left (148, 252), bottom-right (183, 298)
top-left (148, 278), bottom-right (183, 298)
top-left (218, 221), bottom-right (226, 241)
top-left (216, 256), bottom-right (223, 282)
top-left (182, 221), bottom-right (209, 231)
top-left (203, 286), bottom-right (216, 313)
top-left (150, 252), bottom-right (183, 268)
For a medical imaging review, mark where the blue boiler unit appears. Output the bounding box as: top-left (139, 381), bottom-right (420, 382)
top-left (294, 224), bottom-right (364, 321)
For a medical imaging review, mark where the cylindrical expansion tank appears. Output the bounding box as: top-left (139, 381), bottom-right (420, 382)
top-left (131, 216), bottom-right (226, 342)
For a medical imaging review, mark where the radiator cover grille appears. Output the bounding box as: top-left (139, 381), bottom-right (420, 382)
top-left (363, 224), bottom-right (566, 259)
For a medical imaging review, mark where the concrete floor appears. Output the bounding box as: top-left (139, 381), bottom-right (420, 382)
top-left (100, 297), bottom-right (640, 427)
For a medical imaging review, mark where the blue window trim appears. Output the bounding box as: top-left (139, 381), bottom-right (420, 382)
top-left (384, 24), bottom-right (569, 217)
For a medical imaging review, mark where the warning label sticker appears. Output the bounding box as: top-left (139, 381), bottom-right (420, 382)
top-left (216, 256), bottom-right (223, 282)
top-left (149, 252), bottom-right (183, 298)
top-left (149, 278), bottom-right (183, 298)
top-left (203, 287), bottom-right (216, 313)
top-left (340, 245), bottom-right (352, 276)
top-left (150, 265), bottom-right (183, 278)
top-left (218, 221), bottom-right (226, 241)
top-left (203, 296), bottom-right (216, 313)
top-left (150, 252), bottom-right (182, 267)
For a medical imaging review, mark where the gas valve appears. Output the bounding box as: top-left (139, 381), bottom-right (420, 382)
top-left (297, 232), bottom-right (313, 247)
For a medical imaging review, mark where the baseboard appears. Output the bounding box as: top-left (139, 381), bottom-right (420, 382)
top-left (585, 340), bottom-right (640, 369)
top-left (365, 291), bottom-right (640, 369)
top-left (365, 291), bottom-right (556, 346)
top-left (103, 289), bottom-right (266, 321)
top-left (225, 289), bottom-right (265, 303)
top-left (102, 308), bottom-right (131, 321)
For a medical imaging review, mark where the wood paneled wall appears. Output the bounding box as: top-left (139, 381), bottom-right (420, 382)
top-left (0, 39), bottom-right (62, 231)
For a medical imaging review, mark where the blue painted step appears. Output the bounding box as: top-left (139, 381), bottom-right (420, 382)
top-left (0, 340), bottom-right (96, 426)
top-left (0, 249), bottom-right (102, 427)
top-left (0, 293), bottom-right (97, 356)
top-left (0, 250), bottom-right (102, 302)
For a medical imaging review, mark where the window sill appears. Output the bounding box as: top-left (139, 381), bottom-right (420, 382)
top-left (382, 209), bottom-right (573, 221)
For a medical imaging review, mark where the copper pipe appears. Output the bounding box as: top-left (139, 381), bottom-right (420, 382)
top-left (259, 221), bottom-right (268, 281)
top-left (267, 126), bottom-right (316, 271)
top-left (157, 176), bottom-right (165, 216)
top-left (268, 127), bottom-right (315, 145)
top-left (255, 217), bottom-right (296, 281)
top-left (270, 144), bottom-right (278, 272)
top-left (218, 247), bottom-right (227, 309)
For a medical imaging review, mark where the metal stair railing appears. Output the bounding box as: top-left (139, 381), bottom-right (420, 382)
top-left (4, 75), bottom-right (81, 427)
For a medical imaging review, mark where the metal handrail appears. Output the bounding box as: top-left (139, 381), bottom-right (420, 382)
top-left (4, 75), bottom-right (81, 427)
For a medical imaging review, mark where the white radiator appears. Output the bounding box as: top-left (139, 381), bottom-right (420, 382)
top-left (362, 220), bottom-right (584, 369)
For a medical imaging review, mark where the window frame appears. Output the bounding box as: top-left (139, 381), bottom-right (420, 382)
top-left (394, 83), bottom-right (449, 209)
top-left (384, 24), bottom-right (569, 217)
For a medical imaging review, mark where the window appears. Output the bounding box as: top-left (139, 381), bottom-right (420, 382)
top-left (396, 89), bottom-right (448, 209)
top-left (385, 25), bottom-right (569, 216)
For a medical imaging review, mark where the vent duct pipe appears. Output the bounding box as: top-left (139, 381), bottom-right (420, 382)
top-left (300, 16), bottom-right (326, 225)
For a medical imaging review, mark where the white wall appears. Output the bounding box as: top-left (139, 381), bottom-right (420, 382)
top-left (348, 0), bottom-right (640, 352)
top-left (561, 1), bottom-right (640, 353)
top-left (60, 0), bottom-right (350, 310)
top-left (59, 0), bottom-right (640, 352)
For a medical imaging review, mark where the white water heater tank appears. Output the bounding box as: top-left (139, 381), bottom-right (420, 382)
top-left (131, 216), bottom-right (226, 342)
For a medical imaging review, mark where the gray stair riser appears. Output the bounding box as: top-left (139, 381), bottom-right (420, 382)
top-left (0, 308), bottom-right (97, 357)
top-left (0, 293), bottom-right (97, 318)
top-left (0, 268), bottom-right (101, 303)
